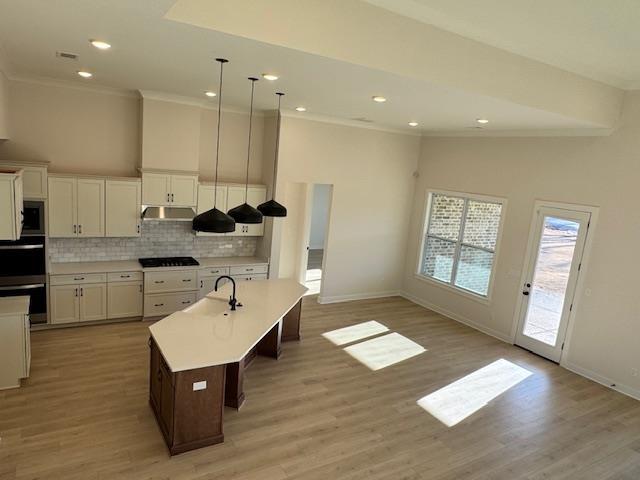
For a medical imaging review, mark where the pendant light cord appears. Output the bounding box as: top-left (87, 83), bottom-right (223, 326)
top-left (213, 58), bottom-right (227, 208)
top-left (272, 92), bottom-right (284, 198)
top-left (244, 78), bottom-right (257, 202)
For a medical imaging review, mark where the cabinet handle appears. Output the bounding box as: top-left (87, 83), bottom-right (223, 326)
top-left (181, 301), bottom-right (191, 304)
top-left (182, 279), bottom-right (192, 282)
top-left (246, 268), bottom-right (253, 272)
top-left (78, 225), bottom-right (82, 235)
top-left (171, 193), bottom-right (174, 202)
top-left (120, 275), bottom-right (130, 278)
top-left (137, 225), bottom-right (140, 234)
top-left (73, 224), bottom-right (77, 234)
top-left (200, 280), bottom-right (203, 288)
top-left (154, 280), bottom-right (164, 284)
top-left (167, 193), bottom-right (170, 203)
top-left (80, 287), bottom-right (83, 296)
top-left (154, 303), bottom-right (164, 307)
top-left (74, 277), bottom-right (85, 281)
top-left (74, 288), bottom-right (78, 297)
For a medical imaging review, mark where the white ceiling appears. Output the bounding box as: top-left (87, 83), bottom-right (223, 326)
top-left (0, 0), bottom-right (624, 133)
top-left (365, 0), bottom-right (640, 90)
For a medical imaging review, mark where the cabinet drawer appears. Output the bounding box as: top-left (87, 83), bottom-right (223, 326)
top-left (107, 271), bottom-right (143, 282)
top-left (229, 264), bottom-right (268, 275)
top-left (197, 267), bottom-right (230, 279)
top-left (144, 270), bottom-right (197, 293)
top-left (233, 273), bottom-right (268, 282)
top-left (144, 292), bottom-right (197, 317)
top-left (50, 273), bottom-right (107, 285)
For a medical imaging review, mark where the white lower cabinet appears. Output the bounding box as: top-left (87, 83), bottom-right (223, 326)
top-left (0, 309), bottom-right (30, 389)
top-left (144, 292), bottom-right (197, 317)
top-left (107, 281), bottom-right (143, 319)
top-left (144, 268), bottom-right (198, 317)
top-left (50, 282), bottom-right (107, 324)
top-left (234, 274), bottom-right (268, 281)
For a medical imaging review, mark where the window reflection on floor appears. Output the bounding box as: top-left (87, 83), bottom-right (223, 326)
top-left (343, 333), bottom-right (426, 371)
top-left (322, 320), bottom-right (389, 346)
top-left (417, 359), bottom-right (532, 427)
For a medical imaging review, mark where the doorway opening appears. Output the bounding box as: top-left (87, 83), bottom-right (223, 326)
top-left (514, 203), bottom-right (593, 363)
top-left (304, 184), bottom-right (332, 295)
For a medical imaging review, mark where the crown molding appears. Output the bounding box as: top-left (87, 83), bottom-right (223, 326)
top-left (279, 109), bottom-right (421, 137)
top-left (421, 127), bottom-right (615, 137)
top-left (138, 89), bottom-right (263, 116)
top-left (7, 73), bottom-right (138, 98)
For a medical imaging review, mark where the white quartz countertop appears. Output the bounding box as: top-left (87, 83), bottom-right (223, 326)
top-left (0, 296), bottom-right (30, 315)
top-left (149, 279), bottom-right (307, 372)
top-left (49, 256), bottom-right (269, 275)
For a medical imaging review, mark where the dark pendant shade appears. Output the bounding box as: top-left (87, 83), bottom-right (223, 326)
top-left (228, 202), bottom-right (263, 224)
top-left (193, 207), bottom-right (236, 233)
top-left (257, 199), bottom-right (287, 217)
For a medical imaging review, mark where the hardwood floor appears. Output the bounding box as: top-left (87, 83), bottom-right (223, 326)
top-left (1, 296), bottom-right (639, 479)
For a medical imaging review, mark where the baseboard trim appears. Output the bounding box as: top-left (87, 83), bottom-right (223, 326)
top-left (400, 291), bottom-right (513, 344)
top-left (401, 291), bottom-right (640, 402)
top-left (318, 290), bottom-right (400, 304)
top-left (562, 361), bottom-right (640, 401)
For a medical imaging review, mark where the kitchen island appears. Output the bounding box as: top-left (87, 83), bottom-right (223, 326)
top-left (148, 278), bottom-right (307, 455)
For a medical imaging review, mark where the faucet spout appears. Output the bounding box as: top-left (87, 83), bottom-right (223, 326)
top-left (214, 275), bottom-right (238, 311)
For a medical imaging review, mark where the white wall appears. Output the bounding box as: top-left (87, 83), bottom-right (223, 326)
top-left (0, 68), bottom-right (8, 140)
top-left (271, 116), bottom-right (421, 302)
top-left (403, 90), bottom-right (640, 399)
top-left (308, 184), bottom-right (331, 249)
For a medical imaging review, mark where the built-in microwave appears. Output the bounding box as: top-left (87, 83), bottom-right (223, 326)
top-left (22, 200), bottom-right (45, 235)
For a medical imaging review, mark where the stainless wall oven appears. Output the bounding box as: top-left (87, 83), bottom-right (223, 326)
top-left (0, 236), bottom-right (47, 324)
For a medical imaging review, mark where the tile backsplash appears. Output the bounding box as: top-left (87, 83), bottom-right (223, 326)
top-left (48, 221), bottom-right (258, 263)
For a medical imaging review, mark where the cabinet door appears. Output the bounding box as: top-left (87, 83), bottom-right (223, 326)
top-left (150, 340), bottom-right (162, 411)
top-left (196, 185), bottom-right (227, 236)
top-left (160, 363), bottom-right (174, 439)
top-left (142, 173), bottom-right (170, 206)
top-left (106, 180), bottom-right (141, 237)
top-left (50, 285), bottom-right (80, 324)
top-left (170, 174), bottom-right (197, 207)
top-left (76, 179), bottom-right (105, 237)
top-left (0, 164), bottom-right (47, 199)
top-left (13, 176), bottom-right (23, 240)
top-left (48, 177), bottom-right (77, 237)
top-left (198, 277), bottom-right (217, 299)
top-left (107, 281), bottom-right (143, 319)
top-left (79, 283), bottom-right (107, 322)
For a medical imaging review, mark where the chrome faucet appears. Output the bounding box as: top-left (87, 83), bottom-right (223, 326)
top-left (215, 275), bottom-right (238, 311)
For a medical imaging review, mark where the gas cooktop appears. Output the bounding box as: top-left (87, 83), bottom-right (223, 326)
top-left (138, 257), bottom-right (200, 268)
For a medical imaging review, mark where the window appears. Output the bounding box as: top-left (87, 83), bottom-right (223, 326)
top-left (418, 192), bottom-right (504, 297)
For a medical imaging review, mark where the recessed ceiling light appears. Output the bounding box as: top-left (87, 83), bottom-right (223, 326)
top-left (262, 73), bottom-right (279, 81)
top-left (477, 118), bottom-right (489, 124)
top-left (77, 70), bottom-right (93, 78)
top-left (295, 106), bottom-right (307, 112)
top-left (408, 121), bottom-right (419, 127)
top-left (205, 91), bottom-right (217, 97)
top-left (372, 96), bottom-right (387, 103)
top-left (90, 40), bottom-right (111, 50)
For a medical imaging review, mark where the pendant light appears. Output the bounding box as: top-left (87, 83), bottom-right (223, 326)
top-left (193, 58), bottom-right (236, 233)
top-left (228, 77), bottom-right (264, 224)
top-left (258, 92), bottom-right (287, 217)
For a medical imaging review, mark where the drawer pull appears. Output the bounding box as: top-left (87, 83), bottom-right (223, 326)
top-left (245, 268), bottom-right (253, 271)
top-left (154, 280), bottom-right (165, 284)
top-left (120, 275), bottom-right (130, 278)
top-left (181, 301), bottom-right (191, 304)
top-left (154, 303), bottom-right (164, 307)
top-left (182, 279), bottom-right (192, 282)
top-left (74, 277), bottom-right (85, 281)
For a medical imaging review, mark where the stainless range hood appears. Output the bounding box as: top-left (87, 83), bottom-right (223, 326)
top-left (141, 206), bottom-right (195, 221)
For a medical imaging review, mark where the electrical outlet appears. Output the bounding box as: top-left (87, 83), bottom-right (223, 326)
top-left (193, 380), bottom-right (207, 391)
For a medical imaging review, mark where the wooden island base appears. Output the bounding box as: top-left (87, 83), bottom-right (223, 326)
top-left (149, 298), bottom-right (302, 455)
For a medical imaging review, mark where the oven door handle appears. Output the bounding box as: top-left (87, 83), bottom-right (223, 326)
top-left (0, 245), bottom-right (44, 250)
top-left (0, 283), bottom-right (45, 290)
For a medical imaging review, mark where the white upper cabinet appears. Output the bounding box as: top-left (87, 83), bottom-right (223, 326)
top-left (141, 172), bottom-right (197, 207)
top-left (48, 176), bottom-right (104, 238)
top-left (0, 170), bottom-right (23, 241)
top-left (227, 186), bottom-right (267, 236)
top-left (196, 184), bottom-right (228, 237)
top-left (106, 180), bottom-right (141, 237)
top-left (0, 163), bottom-right (47, 199)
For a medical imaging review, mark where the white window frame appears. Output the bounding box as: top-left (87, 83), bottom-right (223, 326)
top-left (415, 189), bottom-right (507, 304)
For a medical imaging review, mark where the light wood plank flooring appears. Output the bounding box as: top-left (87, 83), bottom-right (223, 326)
top-left (1, 296), bottom-right (639, 479)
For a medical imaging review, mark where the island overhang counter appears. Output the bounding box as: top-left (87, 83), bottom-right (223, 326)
top-left (148, 278), bottom-right (307, 455)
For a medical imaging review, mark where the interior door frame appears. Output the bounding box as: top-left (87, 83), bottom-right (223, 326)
top-left (510, 200), bottom-right (599, 365)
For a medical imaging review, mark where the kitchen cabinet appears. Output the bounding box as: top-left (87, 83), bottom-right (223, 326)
top-left (106, 180), bottom-right (141, 237)
top-left (48, 176), bottom-right (105, 238)
top-left (196, 184), bottom-right (228, 237)
top-left (197, 267), bottom-right (230, 300)
top-left (0, 304), bottom-right (31, 390)
top-left (144, 291), bottom-right (197, 317)
top-left (142, 172), bottom-right (197, 207)
top-left (226, 186), bottom-right (266, 236)
top-left (0, 162), bottom-right (47, 199)
top-left (50, 275), bottom-right (107, 324)
top-left (107, 281), bottom-right (142, 319)
top-left (0, 168), bottom-right (23, 241)
top-left (144, 268), bottom-right (198, 317)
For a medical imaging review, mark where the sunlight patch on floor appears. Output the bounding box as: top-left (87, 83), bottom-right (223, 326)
top-left (417, 358), bottom-right (533, 427)
top-left (322, 320), bottom-right (389, 346)
top-left (343, 332), bottom-right (426, 371)
top-left (304, 268), bottom-right (322, 296)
